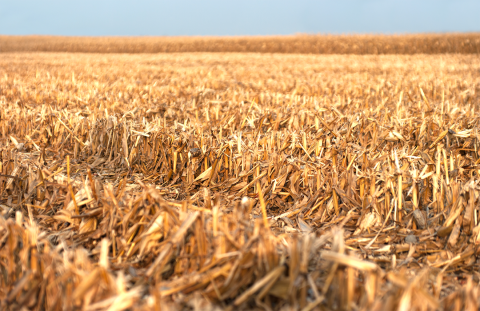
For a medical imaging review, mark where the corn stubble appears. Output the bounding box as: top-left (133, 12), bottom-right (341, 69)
top-left (1, 33), bottom-right (480, 54)
top-left (0, 52), bottom-right (480, 310)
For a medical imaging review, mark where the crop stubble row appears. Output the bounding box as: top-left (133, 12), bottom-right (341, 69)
top-left (1, 33), bottom-right (480, 54)
top-left (0, 52), bottom-right (480, 310)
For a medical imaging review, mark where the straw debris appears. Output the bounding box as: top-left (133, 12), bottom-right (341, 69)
top-left (0, 50), bottom-right (479, 310)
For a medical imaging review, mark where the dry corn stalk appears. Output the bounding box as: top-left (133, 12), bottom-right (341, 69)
top-left (0, 48), bottom-right (479, 311)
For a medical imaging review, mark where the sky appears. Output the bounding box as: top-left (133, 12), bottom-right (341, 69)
top-left (1, 0), bottom-right (480, 36)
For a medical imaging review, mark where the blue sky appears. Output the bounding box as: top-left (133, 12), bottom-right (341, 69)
top-left (1, 0), bottom-right (479, 36)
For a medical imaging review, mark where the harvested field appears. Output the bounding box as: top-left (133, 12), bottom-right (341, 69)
top-left (0, 51), bottom-right (480, 310)
top-left (1, 33), bottom-right (480, 54)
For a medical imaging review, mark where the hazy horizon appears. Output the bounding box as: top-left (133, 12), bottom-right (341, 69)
top-left (4, 32), bottom-right (480, 38)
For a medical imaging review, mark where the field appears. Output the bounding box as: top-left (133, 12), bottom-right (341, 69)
top-left (1, 45), bottom-right (480, 310)
top-left (2, 33), bottom-right (480, 54)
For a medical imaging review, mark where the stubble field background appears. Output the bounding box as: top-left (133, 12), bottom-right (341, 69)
top-left (1, 36), bottom-right (480, 310)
